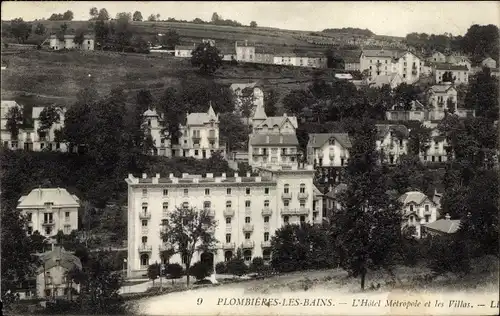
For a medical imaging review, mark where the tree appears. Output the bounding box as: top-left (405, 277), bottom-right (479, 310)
top-left (147, 14), bottom-right (157, 22)
top-left (157, 87), bottom-right (184, 145)
top-left (133, 11), bottom-right (143, 21)
top-left (282, 89), bottom-right (315, 117)
top-left (190, 261), bottom-right (212, 281)
top-left (393, 83), bottom-right (421, 109)
top-left (226, 249), bottom-right (248, 277)
top-left (160, 29), bottom-right (180, 49)
top-left (325, 48), bottom-right (345, 69)
top-left (211, 12), bottom-right (220, 23)
top-left (442, 71), bottom-right (454, 83)
top-left (147, 263), bottom-right (160, 285)
top-left (333, 118), bottom-right (403, 290)
top-left (48, 13), bottom-right (64, 21)
top-left (5, 106), bottom-right (24, 140)
top-left (250, 21), bottom-right (257, 28)
top-left (9, 18), bottom-right (32, 43)
top-left (30, 231), bottom-right (49, 253)
top-left (461, 24), bottom-right (499, 64)
top-left (249, 257), bottom-right (265, 273)
top-left (112, 16), bottom-right (133, 52)
top-left (465, 68), bottom-right (499, 120)
top-left (89, 7), bottom-right (98, 20)
top-left (98, 8), bottom-right (110, 20)
top-left (94, 20), bottom-right (109, 48)
top-left (191, 42), bottom-right (223, 74)
top-left (116, 12), bottom-right (132, 21)
top-left (407, 122), bottom-right (431, 156)
top-left (264, 88), bottom-right (279, 116)
top-left (156, 14), bottom-right (161, 21)
top-left (63, 10), bottom-right (74, 21)
top-left (219, 112), bottom-right (250, 152)
top-left (34, 23), bottom-right (46, 35)
top-left (160, 206), bottom-right (218, 286)
top-left (215, 262), bottom-right (227, 274)
top-left (165, 263), bottom-right (184, 279)
top-left (57, 23), bottom-right (68, 42)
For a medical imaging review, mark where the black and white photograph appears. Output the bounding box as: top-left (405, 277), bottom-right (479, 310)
top-left (1, 1), bottom-right (499, 315)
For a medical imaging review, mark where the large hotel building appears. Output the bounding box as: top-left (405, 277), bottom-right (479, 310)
top-left (125, 164), bottom-right (324, 278)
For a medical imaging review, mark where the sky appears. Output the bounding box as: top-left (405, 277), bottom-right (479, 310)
top-left (1, 1), bottom-right (499, 37)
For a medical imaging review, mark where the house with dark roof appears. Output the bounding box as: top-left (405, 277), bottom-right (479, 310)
top-left (421, 125), bottom-right (450, 164)
top-left (422, 214), bottom-right (461, 237)
top-left (248, 102), bottom-right (299, 168)
top-left (375, 124), bottom-right (409, 164)
top-left (359, 49), bottom-right (422, 84)
top-left (343, 52), bottom-right (361, 71)
top-left (481, 57), bottom-right (497, 69)
top-left (35, 245), bottom-right (82, 299)
top-left (399, 191), bottom-right (439, 238)
top-left (306, 133), bottom-right (352, 167)
top-left (434, 63), bottom-right (469, 85)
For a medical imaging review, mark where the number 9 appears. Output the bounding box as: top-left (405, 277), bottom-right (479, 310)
top-left (197, 298), bottom-right (203, 305)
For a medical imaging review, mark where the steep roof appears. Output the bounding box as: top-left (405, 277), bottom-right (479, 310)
top-left (398, 191), bottom-right (433, 206)
top-left (313, 185), bottom-right (323, 196)
top-left (435, 64), bottom-right (469, 71)
top-left (144, 109), bottom-right (159, 117)
top-left (257, 115), bottom-right (298, 130)
top-left (36, 247), bottom-right (82, 273)
top-left (307, 133), bottom-right (352, 149)
top-left (423, 219), bottom-right (461, 234)
top-left (370, 73), bottom-right (402, 88)
top-left (175, 45), bottom-right (194, 50)
top-left (253, 103), bottom-right (268, 121)
top-left (361, 49), bottom-right (404, 59)
top-left (250, 134), bottom-right (299, 146)
top-left (186, 105), bottom-right (218, 126)
top-left (18, 188), bottom-right (80, 209)
top-left (375, 124), bottom-right (409, 139)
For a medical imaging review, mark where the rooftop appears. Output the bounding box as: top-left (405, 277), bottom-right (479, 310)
top-left (185, 104), bottom-right (217, 126)
top-left (250, 134), bottom-right (299, 146)
top-left (36, 246), bottom-right (82, 273)
top-left (18, 188), bottom-right (80, 208)
top-left (175, 45), bottom-right (195, 50)
top-left (375, 124), bottom-right (409, 139)
top-left (428, 83), bottom-right (456, 93)
top-left (435, 64), bottom-right (469, 71)
top-left (398, 191), bottom-right (432, 205)
top-left (307, 133), bottom-right (352, 149)
top-left (423, 218), bottom-right (461, 234)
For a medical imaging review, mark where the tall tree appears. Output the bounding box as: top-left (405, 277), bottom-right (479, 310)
top-left (249, 21), bottom-right (257, 28)
top-left (5, 106), bottom-right (24, 141)
top-left (191, 42), bottom-right (223, 74)
top-left (89, 7), bottom-right (98, 20)
top-left (333, 119), bottom-right (402, 290)
top-left (264, 88), bottom-right (279, 116)
top-left (160, 207), bottom-right (218, 286)
top-left (97, 8), bottom-right (110, 21)
top-left (465, 68), bottom-right (499, 120)
top-left (63, 10), bottom-right (74, 21)
top-left (9, 18), bottom-right (32, 43)
top-left (219, 112), bottom-right (250, 152)
top-left (33, 23), bottom-right (46, 35)
top-left (160, 29), bottom-right (180, 49)
top-left (73, 29), bottom-right (86, 46)
top-left (37, 105), bottom-right (61, 142)
top-left (116, 12), bottom-right (132, 21)
top-left (132, 11), bottom-right (143, 21)
top-left (461, 24), bottom-right (499, 64)
top-left (94, 20), bottom-right (109, 48)
top-left (157, 87), bottom-right (184, 145)
top-left (407, 122), bottom-right (432, 156)
top-left (147, 14), bottom-right (157, 22)
top-left (211, 12), bottom-right (220, 23)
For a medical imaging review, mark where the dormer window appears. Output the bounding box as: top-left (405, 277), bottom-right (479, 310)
top-left (329, 138), bottom-right (335, 145)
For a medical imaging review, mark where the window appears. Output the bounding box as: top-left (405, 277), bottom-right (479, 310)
top-left (163, 189), bottom-right (168, 196)
top-left (283, 216), bottom-right (289, 223)
top-left (44, 213), bottom-right (53, 223)
top-left (299, 184), bottom-right (305, 193)
top-left (226, 201), bottom-right (232, 208)
top-left (161, 219), bottom-right (168, 226)
top-left (142, 203), bottom-right (148, 212)
top-left (195, 150), bottom-right (199, 156)
top-left (243, 250), bottom-right (252, 262)
top-left (425, 215), bottom-right (431, 223)
top-left (410, 205), bottom-right (414, 212)
top-left (142, 236), bottom-right (148, 243)
top-left (227, 188), bottom-right (232, 195)
top-left (142, 220), bottom-right (148, 227)
top-left (300, 215), bottom-right (306, 223)
top-left (65, 212), bottom-right (70, 220)
top-left (205, 188), bottom-right (210, 195)
top-left (45, 227), bottom-right (52, 235)
top-left (142, 189), bottom-right (147, 197)
top-left (163, 202), bottom-right (168, 212)
top-left (263, 249), bottom-right (271, 261)
top-left (26, 212), bottom-right (32, 222)
top-left (64, 225), bottom-right (71, 234)
top-left (245, 232), bottom-right (251, 239)
top-left (27, 226), bottom-right (33, 235)
top-left (284, 200), bottom-right (289, 207)
top-left (264, 200), bottom-right (269, 207)
top-left (204, 201), bottom-right (211, 209)
top-left (245, 200), bottom-right (251, 208)
top-left (226, 217), bottom-right (231, 224)
top-left (140, 254), bottom-right (149, 266)
top-left (245, 216), bottom-right (251, 223)
top-left (264, 188), bottom-right (269, 194)
top-left (300, 200), bottom-right (306, 208)
top-left (281, 148), bottom-right (286, 155)
top-left (284, 184), bottom-right (289, 194)
top-left (182, 202), bottom-right (189, 209)
top-left (45, 289), bottom-right (51, 297)
top-left (425, 205), bottom-right (429, 212)
top-left (184, 188), bottom-right (188, 196)
top-left (264, 216), bottom-right (270, 223)
top-left (225, 234), bottom-right (231, 242)
top-left (246, 188), bottom-right (251, 195)
top-left (264, 232), bottom-right (269, 241)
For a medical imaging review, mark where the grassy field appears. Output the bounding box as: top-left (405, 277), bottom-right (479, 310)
top-left (1, 49), bottom-right (339, 107)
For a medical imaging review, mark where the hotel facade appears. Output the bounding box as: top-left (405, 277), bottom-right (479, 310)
top-left (125, 164), bottom-right (321, 278)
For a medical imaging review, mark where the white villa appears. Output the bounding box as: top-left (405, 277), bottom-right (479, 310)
top-left (359, 49), bottom-right (422, 84)
top-left (399, 191), bottom-right (439, 239)
top-left (17, 188), bottom-right (80, 237)
top-left (375, 124), bottom-right (409, 164)
top-left (248, 103), bottom-right (299, 169)
top-left (306, 133), bottom-right (352, 167)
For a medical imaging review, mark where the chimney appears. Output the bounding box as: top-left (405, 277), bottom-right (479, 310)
top-left (445, 213), bottom-right (451, 220)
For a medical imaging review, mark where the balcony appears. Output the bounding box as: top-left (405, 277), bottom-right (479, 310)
top-left (261, 241), bottom-right (271, 248)
top-left (222, 242), bottom-right (236, 250)
top-left (42, 220), bottom-right (55, 226)
top-left (313, 218), bottom-right (323, 225)
top-left (192, 136), bottom-right (201, 143)
top-left (298, 192), bottom-right (309, 200)
top-left (139, 211), bottom-right (151, 220)
top-left (261, 207), bottom-right (272, 216)
top-left (159, 243), bottom-right (173, 252)
top-left (242, 224), bottom-right (254, 232)
top-left (281, 192), bottom-right (292, 200)
top-left (138, 244), bottom-right (152, 253)
top-left (281, 208), bottom-right (310, 216)
top-left (242, 240), bottom-right (255, 249)
top-left (223, 208), bottom-right (235, 217)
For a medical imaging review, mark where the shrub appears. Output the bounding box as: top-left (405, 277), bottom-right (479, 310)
top-left (147, 263), bottom-right (160, 281)
top-left (189, 261), bottom-right (212, 281)
top-left (249, 257), bottom-right (265, 273)
top-left (226, 257), bottom-right (248, 277)
top-left (215, 262), bottom-right (227, 274)
top-left (166, 263), bottom-right (184, 279)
